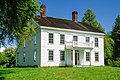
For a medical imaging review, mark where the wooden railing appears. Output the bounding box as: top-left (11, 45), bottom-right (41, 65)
top-left (65, 41), bottom-right (93, 48)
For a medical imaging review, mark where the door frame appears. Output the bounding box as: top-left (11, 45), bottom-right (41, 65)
top-left (75, 50), bottom-right (79, 65)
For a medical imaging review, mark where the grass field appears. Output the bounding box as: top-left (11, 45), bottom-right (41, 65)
top-left (0, 66), bottom-right (120, 80)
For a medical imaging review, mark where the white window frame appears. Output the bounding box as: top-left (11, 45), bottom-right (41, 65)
top-left (60, 34), bottom-right (65, 44)
top-left (95, 38), bottom-right (98, 47)
top-left (49, 33), bottom-right (54, 44)
top-left (48, 50), bottom-right (54, 61)
top-left (73, 36), bottom-right (78, 41)
top-left (86, 37), bottom-right (90, 43)
top-left (23, 53), bottom-right (26, 62)
top-left (34, 35), bottom-right (36, 45)
top-left (24, 40), bottom-right (26, 48)
top-left (71, 50), bottom-right (73, 60)
top-left (17, 53), bottom-right (19, 63)
top-left (86, 52), bottom-right (90, 61)
top-left (60, 51), bottom-right (65, 61)
top-left (95, 52), bottom-right (99, 62)
top-left (34, 51), bottom-right (37, 62)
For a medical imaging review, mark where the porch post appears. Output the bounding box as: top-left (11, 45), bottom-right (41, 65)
top-left (90, 50), bottom-right (92, 66)
top-left (65, 49), bottom-right (67, 66)
top-left (83, 50), bottom-right (84, 66)
top-left (73, 49), bottom-right (75, 66)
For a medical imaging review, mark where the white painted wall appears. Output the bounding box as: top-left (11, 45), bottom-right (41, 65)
top-left (40, 27), bottom-right (104, 66)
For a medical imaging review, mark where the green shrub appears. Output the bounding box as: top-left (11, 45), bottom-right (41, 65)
top-left (0, 53), bottom-right (9, 66)
top-left (106, 59), bottom-right (113, 66)
top-left (112, 58), bottom-right (120, 67)
top-left (0, 47), bottom-right (16, 67)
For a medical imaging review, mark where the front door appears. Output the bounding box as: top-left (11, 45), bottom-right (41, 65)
top-left (75, 53), bottom-right (77, 65)
top-left (75, 50), bottom-right (79, 65)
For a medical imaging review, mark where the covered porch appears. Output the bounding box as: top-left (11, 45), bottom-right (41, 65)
top-left (65, 41), bottom-right (93, 66)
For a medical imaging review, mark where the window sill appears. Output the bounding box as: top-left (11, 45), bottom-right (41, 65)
top-left (60, 44), bottom-right (65, 45)
top-left (86, 61), bottom-right (90, 62)
top-left (48, 60), bottom-right (54, 62)
top-left (48, 43), bottom-right (54, 45)
top-left (60, 60), bottom-right (65, 62)
top-left (95, 61), bottom-right (99, 62)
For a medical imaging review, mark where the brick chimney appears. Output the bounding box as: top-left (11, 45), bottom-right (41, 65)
top-left (40, 4), bottom-right (46, 17)
top-left (72, 11), bottom-right (78, 22)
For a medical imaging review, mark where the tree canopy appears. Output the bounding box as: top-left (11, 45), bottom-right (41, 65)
top-left (0, 0), bottom-right (40, 46)
top-left (82, 9), bottom-right (104, 32)
top-left (112, 16), bottom-right (120, 59)
top-left (104, 32), bottom-right (114, 65)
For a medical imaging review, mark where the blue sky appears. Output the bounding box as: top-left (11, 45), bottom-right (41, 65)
top-left (39, 0), bottom-right (120, 33)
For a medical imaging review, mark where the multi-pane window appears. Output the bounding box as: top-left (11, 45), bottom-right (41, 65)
top-left (49, 33), bottom-right (54, 44)
top-left (17, 53), bottom-right (19, 63)
top-left (73, 36), bottom-right (78, 41)
top-left (95, 52), bottom-right (99, 62)
top-left (34, 51), bottom-right (37, 62)
top-left (86, 52), bottom-right (90, 61)
top-left (60, 34), bottom-right (65, 44)
top-left (24, 40), bottom-right (26, 47)
top-left (23, 53), bottom-right (26, 62)
top-left (34, 35), bottom-right (36, 45)
top-left (71, 50), bottom-right (73, 60)
top-left (95, 38), bottom-right (98, 47)
top-left (60, 51), bottom-right (65, 61)
top-left (48, 50), bottom-right (54, 61)
top-left (86, 37), bottom-right (90, 43)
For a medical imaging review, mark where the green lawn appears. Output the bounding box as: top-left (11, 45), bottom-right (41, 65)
top-left (0, 66), bottom-right (120, 80)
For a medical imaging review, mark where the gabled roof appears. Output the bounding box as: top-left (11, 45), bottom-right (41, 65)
top-left (34, 16), bottom-right (104, 33)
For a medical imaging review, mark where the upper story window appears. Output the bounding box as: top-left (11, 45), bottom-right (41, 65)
top-left (34, 35), bottom-right (36, 45)
top-left (86, 37), bottom-right (90, 43)
top-left (95, 52), bottom-right (99, 62)
top-left (95, 38), bottom-right (98, 47)
top-left (60, 51), bottom-right (65, 61)
top-left (86, 52), bottom-right (90, 61)
top-left (48, 50), bottom-right (54, 61)
top-left (49, 33), bottom-right (54, 44)
top-left (60, 34), bottom-right (65, 44)
top-left (24, 40), bottom-right (26, 48)
top-left (34, 51), bottom-right (37, 62)
top-left (73, 36), bottom-right (78, 41)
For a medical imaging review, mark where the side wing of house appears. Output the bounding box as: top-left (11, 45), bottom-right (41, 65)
top-left (16, 25), bottom-right (41, 66)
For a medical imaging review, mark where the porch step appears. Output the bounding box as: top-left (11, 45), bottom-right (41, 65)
top-left (73, 65), bottom-right (93, 67)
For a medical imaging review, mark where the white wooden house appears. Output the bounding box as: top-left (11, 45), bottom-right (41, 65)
top-left (16, 4), bottom-right (105, 67)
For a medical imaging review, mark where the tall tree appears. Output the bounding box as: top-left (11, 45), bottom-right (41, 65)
top-left (0, 0), bottom-right (40, 46)
top-left (104, 32), bottom-right (114, 65)
top-left (82, 9), bottom-right (104, 32)
top-left (112, 16), bottom-right (120, 59)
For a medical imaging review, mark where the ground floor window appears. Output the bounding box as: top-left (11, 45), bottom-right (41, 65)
top-left (23, 53), bottom-right (26, 62)
top-left (71, 50), bottom-right (73, 60)
top-left (48, 50), bottom-right (54, 61)
top-left (95, 52), bottom-right (99, 62)
top-left (86, 52), bottom-right (90, 61)
top-left (17, 53), bottom-right (19, 63)
top-left (34, 51), bottom-right (37, 62)
top-left (60, 51), bottom-right (65, 61)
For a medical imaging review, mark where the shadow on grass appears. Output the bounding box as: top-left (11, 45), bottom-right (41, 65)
top-left (0, 77), bottom-right (5, 80)
top-left (0, 69), bottom-right (14, 80)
